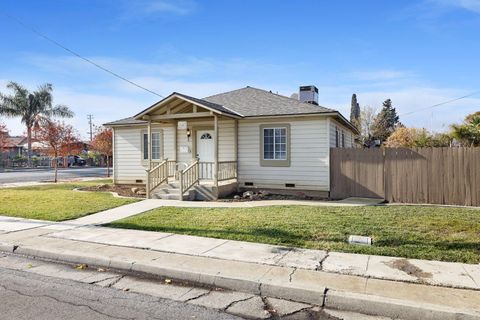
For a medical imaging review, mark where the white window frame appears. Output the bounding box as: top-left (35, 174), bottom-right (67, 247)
top-left (262, 127), bottom-right (287, 160)
top-left (141, 130), bottom-right (162, 161)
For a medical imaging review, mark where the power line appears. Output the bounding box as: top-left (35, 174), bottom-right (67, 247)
top-left (399, 91), bottom-right (480, 117)
top-left (2, 12), bottom-right (165, 99)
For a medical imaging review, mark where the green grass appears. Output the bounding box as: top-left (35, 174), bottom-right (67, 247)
top-left (0, 180), bottom-right (138, 221)
top-left (107, 205), bottom-right (480, 263)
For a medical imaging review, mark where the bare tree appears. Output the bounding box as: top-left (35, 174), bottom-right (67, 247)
top-left (360, 105), bottom-right (377, 141)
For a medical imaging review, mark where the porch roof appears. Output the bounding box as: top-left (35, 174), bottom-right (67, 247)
top-left (133, 92), bottom-right (243, 121)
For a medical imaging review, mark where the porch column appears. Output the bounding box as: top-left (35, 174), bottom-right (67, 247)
top-left (234, 119), bottom-right (238, 179)
top-left (174, 120), bottom-right (178, 162)
top-left (147, 119), bottom-right (152, 169)
top-left (214, 114), bottom-right (219, 188)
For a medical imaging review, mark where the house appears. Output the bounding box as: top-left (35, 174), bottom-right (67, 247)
top-left (105, 86), bottom-right (358, 200)
top-left (1, 135), bottom-right (28, 159)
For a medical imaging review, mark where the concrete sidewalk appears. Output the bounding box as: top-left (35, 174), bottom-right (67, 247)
top-left (61, 197), bottom-right (383, 226)
top-left (0, 217), bottom-right (479, 320)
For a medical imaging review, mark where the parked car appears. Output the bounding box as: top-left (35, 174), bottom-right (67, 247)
top-left (55, 155), bottom-right (86, 167)
top-left (68, 155), bottom-right (86, 167)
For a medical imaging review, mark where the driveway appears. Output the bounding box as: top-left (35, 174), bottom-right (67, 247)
top-left (0, 167), bottom-right (108, 184)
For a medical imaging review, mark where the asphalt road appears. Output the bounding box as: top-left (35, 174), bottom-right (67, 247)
top-left (0, 167), bottom-right (108, 184)
top-left (0, 267), bottom-right (240, 320)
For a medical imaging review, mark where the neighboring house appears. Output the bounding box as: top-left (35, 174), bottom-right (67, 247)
top-left (1, 136), bottom-right (28, 159)
top-left (106, 86), bottom-right (358, 200)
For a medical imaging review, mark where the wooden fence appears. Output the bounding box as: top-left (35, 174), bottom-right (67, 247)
top-left (330, 147), bottom-right (480, 206)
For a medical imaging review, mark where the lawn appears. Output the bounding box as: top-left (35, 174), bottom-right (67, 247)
top-left (107, 205), bottom-right (480, 263)
top-left (0, 180), bottom-right (138, 221)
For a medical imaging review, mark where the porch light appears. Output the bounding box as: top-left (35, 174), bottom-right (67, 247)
top-left (186, 128), bottom-right (191, 140)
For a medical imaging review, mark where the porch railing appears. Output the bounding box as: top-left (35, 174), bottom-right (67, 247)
top-left (179, 159), bottom-right (199, 200)
top-left (146, 160), bottom-right (168, 198)
top-left (199, 162), bottom-right (214, 180)
top-left (167, 160), bottom-right (177, 177)
top-left (198, 161), bottom-right (238, 181)
top-left (218, 161), bottom-right (238, 181)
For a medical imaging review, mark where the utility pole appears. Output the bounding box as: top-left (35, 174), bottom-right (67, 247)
top-left (87, 114), bottom-right (94, 142)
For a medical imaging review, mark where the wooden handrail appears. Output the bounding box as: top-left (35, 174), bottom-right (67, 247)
top-left (179, 159), bottom-right (199, 200)
top-left (146, 159), bottom-right (168, 198)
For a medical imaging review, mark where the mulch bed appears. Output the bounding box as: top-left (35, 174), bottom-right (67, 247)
top-left (219, 190), bottom-right (328, 202)
top-left (80, 184), bottom-right (146, 198)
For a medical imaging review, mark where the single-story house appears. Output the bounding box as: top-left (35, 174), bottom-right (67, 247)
top-left (1, 135), bottom-right (27, 159)
top-left (106, 86), bottom-right (358, 200)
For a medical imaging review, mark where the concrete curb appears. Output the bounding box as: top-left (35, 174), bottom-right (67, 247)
top-left (0, 242), bottom-right (15, 253)
top-left (6, 244), bottom-right (479, 320)
top-left (325, 290), bottom-right (479, 320)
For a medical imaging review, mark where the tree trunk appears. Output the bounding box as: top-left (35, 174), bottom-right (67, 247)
top-left (106, 155), bottom-right (110, 177)
top-left (27, 126), bottom-right (32, 167)
top-left (54, 158), bottom-right (58, 183)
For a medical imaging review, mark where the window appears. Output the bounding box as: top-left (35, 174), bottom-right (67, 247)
top-left (341, 130), bottom-right (345, 148)
top-left (200, 133), bottom-right (212, 140)
top-left (142, 131), bottom-right (161, 160)
top-left (263, 127), bottom-right (287, 160)
top-left (260, 124), bottom-right (290, 167)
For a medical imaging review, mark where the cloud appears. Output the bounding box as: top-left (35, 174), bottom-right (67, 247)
top-left (119, 0), bottom-right (197, 20)
top-left (427, 0), bottom-right (480, 13)
top-left (5, 53), bottom-right (479, 137)
top-left (311, 84), bottom-right (480, 132)
top-left (347, 69), bottom-right (416, 82)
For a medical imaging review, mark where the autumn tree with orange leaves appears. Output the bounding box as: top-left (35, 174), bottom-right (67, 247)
top-left (36, 121), bottom-right (79, 182)
top-left (0, 123), bottom-right (8, 164)
top-left (92, 126), bottom-right (113, 177)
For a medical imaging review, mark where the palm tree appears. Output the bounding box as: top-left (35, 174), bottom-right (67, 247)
top-left (0, 81), bottom-right (74, 166)
top-left (450, 112), bottom-right (480, 147)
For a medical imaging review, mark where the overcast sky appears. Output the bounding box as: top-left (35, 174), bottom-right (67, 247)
top-left (1, 0), bottom-right (480, 138)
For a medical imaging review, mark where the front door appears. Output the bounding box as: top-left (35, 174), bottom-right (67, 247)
top-left (196, 130), bottom-right (214, 179)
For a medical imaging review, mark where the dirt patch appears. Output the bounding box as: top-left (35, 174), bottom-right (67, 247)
top-left (219, 190), bottom-right (329, 202)
top-left (386, 258), bottom-right (432, 279)
top-left (80, 184), bottom-right (146, 198)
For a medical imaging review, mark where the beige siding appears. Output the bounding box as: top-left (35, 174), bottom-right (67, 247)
top-left (113, 115), bottom-right (352, 189)
top-left (113, 124), bottom-right (175, 184)
top-left (329, 119), bottom-right (354, 148)
top-left (163, 125), bottom-right (176, 159)
top-left (113, 126), bottom-right (145, 184)
top-left (113, 119), bottom-right (234, 183)
top-left (238, 117), bottom-right (330, 191)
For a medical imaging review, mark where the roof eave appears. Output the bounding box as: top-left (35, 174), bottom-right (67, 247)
top-left (243, 112), bottom-right (359, 134)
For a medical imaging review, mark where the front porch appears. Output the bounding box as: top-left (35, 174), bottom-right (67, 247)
top-left (137, 93), bottom-right (241, 200)
top-left (146, 159), bottom-right (238, 200)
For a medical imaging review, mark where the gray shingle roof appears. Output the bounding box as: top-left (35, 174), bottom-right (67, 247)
top-left (174, 92), bottom-right (242, 117)
top-left (203, 86), bottom-right (334, 117)
top-left (106, 86), bottom-right (353, 129)
top-left (104, 117), bottom-right (146, 126)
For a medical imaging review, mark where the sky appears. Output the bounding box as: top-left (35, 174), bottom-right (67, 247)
top-left (1, 0), bottom-right (480, 139)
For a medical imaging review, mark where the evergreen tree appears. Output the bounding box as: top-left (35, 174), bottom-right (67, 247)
top-left (371, 99), bottom-right (400, 143)
top-left (350, 94), bottom-right (361, 131)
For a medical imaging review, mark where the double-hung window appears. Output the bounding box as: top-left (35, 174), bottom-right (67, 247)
top-left (142, 131), bottom-right (161, 161)
top-left (260, 124), bottom-right (290, 167)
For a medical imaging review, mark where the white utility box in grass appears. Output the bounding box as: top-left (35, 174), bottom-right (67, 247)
top-left (348, 235), bottom-right (372, 246)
